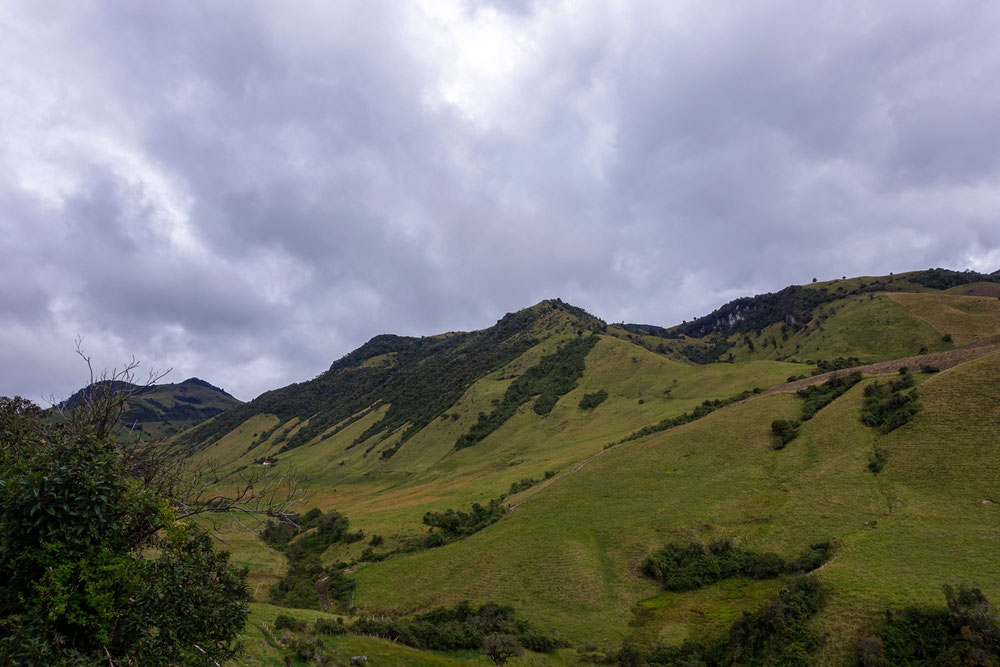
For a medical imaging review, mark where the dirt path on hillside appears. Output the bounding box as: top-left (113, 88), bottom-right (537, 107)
top-left (505, 454), bottom-right (604, 514)
top-left (760, 334), bottom-right (1000, 397)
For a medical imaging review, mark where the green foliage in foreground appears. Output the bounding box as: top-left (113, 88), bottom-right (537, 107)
top-left (456, 335), bottom-right (600, 449)
top-left (0, 399), bottom-right (249, 665)
top-left (641, 540), bottom-right (833, 592)
top-left (796, 371), bottom-right (863, 420)
top-left (589, 575), bottom-right (825, 666)
top-left (859, 585), bottom-right (1000, 666)
top-left (350, 600), bottom-right (567, 654)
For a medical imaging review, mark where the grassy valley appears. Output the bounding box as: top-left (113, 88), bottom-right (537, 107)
top-left (19, 268), bottom-right (1000, 665)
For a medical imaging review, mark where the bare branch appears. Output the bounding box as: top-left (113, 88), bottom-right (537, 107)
top-left (57, 338), bottom-right (171, 440)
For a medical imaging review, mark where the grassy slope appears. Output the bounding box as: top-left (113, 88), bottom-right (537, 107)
top-left (727, 293), bottom-right (948, 363)
top-left (199, 336), bottom-right (805, 556)
top-left (240, 602), bottom-right (495, 666)
top-left (179, 285), bottom-right (1000, 663)
top-left (889, 291), bottom-right (1000, 345)
top-left (351, 352), bottom-right (1000, 663)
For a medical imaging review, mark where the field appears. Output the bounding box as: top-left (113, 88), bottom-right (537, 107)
top-left (349, 352), bottom-right (1000, 662)
top-left (174, 278), bottom-right (1000, 664)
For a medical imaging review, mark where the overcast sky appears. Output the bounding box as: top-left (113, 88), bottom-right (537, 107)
top-left (4, 1), bottom-right (1000, 401)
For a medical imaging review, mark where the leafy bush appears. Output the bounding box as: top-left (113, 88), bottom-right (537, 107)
top-left (596, 575), bottom-right (826, 665)
top-left (508, 478), bottom-right (538, 494)
top-left (641, 540), bottom-right (833, 592)
top-left (797, 371), bottom-right (863, 420)
top-left (423, 498), bottom-right (506, 539)
top-left (861, 372), bottom-right (920, 434)
top-left (812, 356), bottom-right (863, 375)
top-left (274, 614), bottom-right (307, 632)
top-left (456, 335), bottom-right (600, 448)
top-left (868, 445), bottom-right (888, 474)
top-left (863, 584), bottom-right (999, 665)
top-left (579, 389), bottom-right (609, 410)
top-left (313, 617), bottom-right (346, 635)
top-left (771, 419), bottom-right (800, 449)
top-left (348, 601), bottom-right (566, 654)
top-left (262, 507), bottom-right (359, 611)
top-left (0, 398), bottom-right (250, 665)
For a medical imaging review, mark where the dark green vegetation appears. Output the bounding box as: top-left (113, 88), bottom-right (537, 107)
top-left (261, 508), bottom-right (360, 611)
top-left (455, 334), bottom-right (599, 448)
top-left (860, 368), bottom-right (923, 475)
top-left (349, 601), bottom-right (566, 654)
top-left (180, 299), bottom-right (605, 460)
top-left (676, 284), bottom-right (843, 338)
top-left (859, 585), bottom-right (999, 666)
top-left (909, 267), bottom-right (999, 290)
top-left (423, 498), bottom-right (507, 541)
top-left (64, 376), bottom-right (242, 441)
top-left (811, 356), bottom-right (862, 375)
top-left (796, 371), bottom-right (863, 420)
top-left (579, 388), bottom-right (609, 409)
top-left (0, 396), bottom-right (250, 665)
top-left (591, 575), bottom-right (826, 666)
top-left (613, 388), bottom-right (760, 445)
top-left (860, 367), bottom-right (920, 434)
top-left (770, 418), bottom-right (800, 449)
top-left (674, 268), bottom-right (997, 342)
top-left (15, 267), bottom-right (1000, 665)
top-left (641, 540), bottom-right (833, 592)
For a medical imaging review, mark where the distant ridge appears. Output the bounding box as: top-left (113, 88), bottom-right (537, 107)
top-left (63, 377), bottom-right (242, 441)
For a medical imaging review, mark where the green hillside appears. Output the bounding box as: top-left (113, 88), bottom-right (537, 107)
top-left (64, 376), bottom-right (242, 441)
top-left (161, 269), bottom-right (1000, 665)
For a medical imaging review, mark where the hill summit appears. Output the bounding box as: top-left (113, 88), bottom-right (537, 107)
top-left (168, 268), bottom-right (1000, 665)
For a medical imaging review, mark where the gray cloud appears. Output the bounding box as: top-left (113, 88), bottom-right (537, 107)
top-left (3, 0), bottom-right (1000, 401)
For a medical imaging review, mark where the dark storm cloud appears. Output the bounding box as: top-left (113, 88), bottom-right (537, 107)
top-left (3, 0), bottom-right (1000, 401)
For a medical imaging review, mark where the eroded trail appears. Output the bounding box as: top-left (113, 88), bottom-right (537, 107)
top-left (761, 335), bottom-right (1000, 397)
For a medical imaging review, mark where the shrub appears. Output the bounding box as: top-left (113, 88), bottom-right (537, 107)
top-left (456, 336), bottom-right (599, 448)
top-left (797, 371), bottom-right (863, 420)
top-left (602, 575), bottom-right (826, 665)
top-left (0, 398), bottom-right (250, 666)
top-left (868, 445), bottom-right (888, 474)
top-left (771, 419), bottom-right (800, 449)
top-left (861, 377), bottom-right (920, 434)
top-left (641, 540), bottom-right (832, 591)
top-left (579, 389), bottom-right (609, 410)
top-left (864, 584), bottom-right (999, 665)
top-left (314, 617), bottom-right (346, 635)
top-left (274, 614), bottom-right (307, 632)
top-left (423, 498), bottom-right (506, 539)
top-left (347, 601), bottom-right (564, 655)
